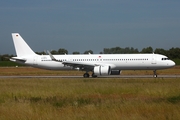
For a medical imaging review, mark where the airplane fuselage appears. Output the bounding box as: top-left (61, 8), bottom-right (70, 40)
top-left (13, 53), bottom-right (174, 71)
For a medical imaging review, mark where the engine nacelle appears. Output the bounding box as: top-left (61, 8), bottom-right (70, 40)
top-left (110, 70), bottom-right (122, 75)
top-left (94, 66), bottom-right (111, 76)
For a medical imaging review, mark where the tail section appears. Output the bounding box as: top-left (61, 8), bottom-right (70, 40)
top-left (12, 33), bottom-right (36, 57)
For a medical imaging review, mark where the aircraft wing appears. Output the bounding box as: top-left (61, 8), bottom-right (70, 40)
top-left (62, 61), bottom-right (102, 70)
top-left (62, 61), bottom-right (101, 66)
top-left (47, 51), bottom-right (108, 71)
top-left (64, 60), bottom-right (116, 72)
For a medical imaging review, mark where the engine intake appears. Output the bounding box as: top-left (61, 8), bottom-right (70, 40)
top-left (94, 66), bottom-right (111, 76)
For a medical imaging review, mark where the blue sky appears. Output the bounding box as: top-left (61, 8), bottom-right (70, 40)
top-left (0, 0), bottom-right (180, 54)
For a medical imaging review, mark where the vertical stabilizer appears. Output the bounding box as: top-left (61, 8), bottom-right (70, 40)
top-left (12, 33), bottom-right (36, 57)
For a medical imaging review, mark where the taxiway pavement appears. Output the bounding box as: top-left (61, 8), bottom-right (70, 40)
top-left (0, 75), bottom-right (180, 78)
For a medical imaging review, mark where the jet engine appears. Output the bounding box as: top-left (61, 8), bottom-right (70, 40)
top-left (94, 66), bottom-right (111, 76)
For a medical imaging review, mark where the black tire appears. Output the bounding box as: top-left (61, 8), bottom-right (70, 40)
top-left (83, 73), bottom-right (90, 78)
top-left (92, 73), bottom-right (97, 78)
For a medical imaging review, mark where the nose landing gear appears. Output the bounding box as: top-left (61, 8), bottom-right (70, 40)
top-left (153, 70), bottom-right (157, 78)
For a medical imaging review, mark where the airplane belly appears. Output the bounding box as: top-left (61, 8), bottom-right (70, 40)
top-left (115, 61), bottom-right (156, 70)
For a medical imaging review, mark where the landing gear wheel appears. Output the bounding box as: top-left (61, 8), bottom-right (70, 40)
top-left (153, 70), bottom-right (157, 78)
top-left (83, 73), bottom-right (90, 78)
top-left (92, 73), bottom-right (97, 78)
top-left (153, 74), bottom-right (157, 78)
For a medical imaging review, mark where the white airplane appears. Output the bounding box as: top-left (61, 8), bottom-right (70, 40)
top-left (10, 33), bottom-right (175, 78)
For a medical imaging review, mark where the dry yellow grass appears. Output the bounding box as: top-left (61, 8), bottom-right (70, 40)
top-left (0, 78), bottom-right (180, 120)
top-left (0, 66), bottom-right (180, 119)
top-left (0, 67), bottom-right (84, 76)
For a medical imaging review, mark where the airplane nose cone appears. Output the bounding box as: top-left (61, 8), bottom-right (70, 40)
top-left (169, 60), bottom-right (175, 67)
top-left (172, 61), bottom-right (175, 66)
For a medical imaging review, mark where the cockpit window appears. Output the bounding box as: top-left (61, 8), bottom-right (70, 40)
top-left (162, 58), bottom-right (169, 60)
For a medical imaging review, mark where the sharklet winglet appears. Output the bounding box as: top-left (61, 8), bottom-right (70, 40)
top-left (47, 50), bottom-right (62, 62)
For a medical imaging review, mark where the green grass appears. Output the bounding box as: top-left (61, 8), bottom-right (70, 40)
top-left (173, 59), bottom-right (180, 65)
top-left (0, 78), bottom-right (180, 120)
top-left (0, 61), bottom-right (24, 67)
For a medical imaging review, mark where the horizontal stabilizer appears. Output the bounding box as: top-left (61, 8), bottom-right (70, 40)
top-left (10, 57), bottom-right (26, 62)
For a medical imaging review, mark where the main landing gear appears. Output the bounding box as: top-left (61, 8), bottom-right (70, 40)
top-left (83, 72), bottom-right (97, 78)
top-left (83, 73), bottom-right (90, 78)
top-left (153, 70), bottom-right (157, 78)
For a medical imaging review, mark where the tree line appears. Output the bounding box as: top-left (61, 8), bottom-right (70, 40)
top-left (101, 46), bottom-right (180, 59)
top-left (0, 46), bottom-right (180, 61)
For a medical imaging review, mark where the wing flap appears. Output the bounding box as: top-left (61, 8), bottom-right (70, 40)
top-left (62, 61), bottom-right (94, 71)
